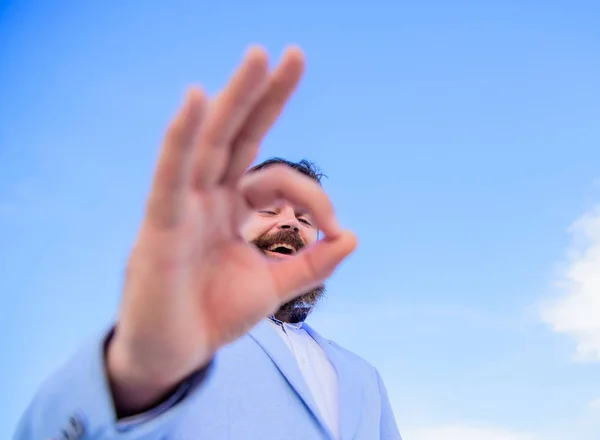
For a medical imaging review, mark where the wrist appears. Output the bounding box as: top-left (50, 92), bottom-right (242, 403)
top-left (106, 336), bottom-right (181, 416)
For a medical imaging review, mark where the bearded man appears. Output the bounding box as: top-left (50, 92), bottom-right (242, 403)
top-left (15, 46), bottom-right (402, 440)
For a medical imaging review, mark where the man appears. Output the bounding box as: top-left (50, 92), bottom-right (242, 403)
top-left (14, 46), bottom-right (401, 439)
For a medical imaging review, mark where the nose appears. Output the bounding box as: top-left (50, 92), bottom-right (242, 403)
top-left (279, 222), bottom-right (299, 233)
top-left (276, 207), bottom-right (300, 233)
top-left (277, 219), bottom-right (300, 233)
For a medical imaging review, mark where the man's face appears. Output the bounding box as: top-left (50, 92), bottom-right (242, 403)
top-left (241, 202), bottom-right (325, 322)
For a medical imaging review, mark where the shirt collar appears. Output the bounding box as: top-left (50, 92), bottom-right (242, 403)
top-left (268, 314), bottom-right (304, 329)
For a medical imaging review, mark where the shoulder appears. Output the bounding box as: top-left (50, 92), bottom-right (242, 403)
top-left (307, 326), bottom-right (381, 381)
top-left (328, 339), bottom-right (373, 367)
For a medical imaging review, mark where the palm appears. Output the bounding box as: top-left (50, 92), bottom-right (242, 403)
top-left (185, 190), bottom-right (281, 349)
top-left (111, 47), bottom-right (356, 397)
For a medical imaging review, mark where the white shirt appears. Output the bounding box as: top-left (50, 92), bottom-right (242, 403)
top-left (268, 319), bottom-right (340, 439)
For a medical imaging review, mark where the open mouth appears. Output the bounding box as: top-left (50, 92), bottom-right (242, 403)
top-left (266, 243), bottom-right (297, 255)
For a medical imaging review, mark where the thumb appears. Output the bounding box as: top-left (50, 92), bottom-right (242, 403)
top-left (268, 230), bottom-right (358, 303)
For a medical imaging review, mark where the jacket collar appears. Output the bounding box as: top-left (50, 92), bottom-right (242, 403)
top-left (248, 320), bottom-right (332, 437)
top-left (248, 319), bottom-right (363, 440)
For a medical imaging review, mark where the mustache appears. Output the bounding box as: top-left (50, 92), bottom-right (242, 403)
top-left (251, 229), bottom-right (305, 252)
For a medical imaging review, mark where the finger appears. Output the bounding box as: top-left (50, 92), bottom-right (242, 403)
top-left (220, 46), bottom-right (305, 185)
top-left (269, 230), bottom-right (357, 300)
top-left (192, 47), bottom-right (269, 190)
top-left (240, 165), bottom-right (343, 237)
top-left (146, 87), bottom-right (207, 228)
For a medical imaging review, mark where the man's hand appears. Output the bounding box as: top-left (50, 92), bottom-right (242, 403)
top-left (106, 46), bottom-right (357, 413)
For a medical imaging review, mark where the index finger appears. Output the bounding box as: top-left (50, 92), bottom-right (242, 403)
top-left (239, 165), bottom-right (343, 238)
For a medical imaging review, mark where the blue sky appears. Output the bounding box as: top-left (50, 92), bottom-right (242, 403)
top-left (2, 1), bottom-right (600, 439)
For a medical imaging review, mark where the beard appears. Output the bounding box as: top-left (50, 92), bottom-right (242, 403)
top-left (251, 229), bottom-right (326, 323)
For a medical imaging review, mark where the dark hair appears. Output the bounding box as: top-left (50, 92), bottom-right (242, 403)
top-left (247, 157), bottom-right (326, 185)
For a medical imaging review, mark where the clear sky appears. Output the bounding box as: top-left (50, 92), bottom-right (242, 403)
top-left (2, 1), bottom-right (600, 439)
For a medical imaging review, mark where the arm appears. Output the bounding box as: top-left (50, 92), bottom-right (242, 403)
top-left (14, 46), bottom-right (354, 439)
top-left (377, 371), bottom-right (403, 440)
top-left (13, 328), bottom-right (211, 440)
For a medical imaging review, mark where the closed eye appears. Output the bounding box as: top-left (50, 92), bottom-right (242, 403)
top-left (299, 217), bottom-right (312, 226)
top-left (260, 211), bottom-right (277, 216)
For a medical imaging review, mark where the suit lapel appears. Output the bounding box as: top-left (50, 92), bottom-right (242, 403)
top-left (248, 320), bottom-right (333, 437)
top-left (303, 324), bottom-right (364, 440)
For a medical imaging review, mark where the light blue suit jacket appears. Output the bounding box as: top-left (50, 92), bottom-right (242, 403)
top-left (14, 320), bottom-right (402, 439)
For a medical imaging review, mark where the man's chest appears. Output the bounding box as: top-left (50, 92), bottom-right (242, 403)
top-left (170, 334), bottom-right (384, 440)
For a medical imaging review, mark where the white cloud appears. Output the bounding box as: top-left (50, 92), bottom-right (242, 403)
top-left (405, 424), bottom-right (541, 440)
top-left (588, 398), bottom-right (600, 410)
top-left (540, 205), bottom-right (600, 362)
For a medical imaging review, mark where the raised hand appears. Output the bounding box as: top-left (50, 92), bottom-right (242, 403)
top-left (107, 46), bottom-right (357, 413)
